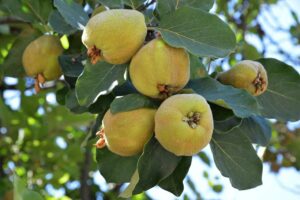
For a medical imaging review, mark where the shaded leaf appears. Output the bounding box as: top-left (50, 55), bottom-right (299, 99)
top-left (75, 61), bottom-right (127, 106)
top-left (214, 116), bottom-right (242, 134)
top-left (159, 156), bottom-right (192, 196)
top-left (235, 116), bottom-right (271, 146)
top-left (210, 130), bottom-right (262, 190)
top-left (189, 77), bottom-right (260, 118)
top-left (96, 148), bottom-right (139, 183)
top-left (54, 0), bottom-right (89, 30)
top-left (156, 7), bottom-right (236, 58)
top-left (133, 137), bottom-right (181, 194)
top-left (59, 54), bottom-right (85, 77)
top-left (157, 0), bottom-right (214, 16)
top-left (189, 54), bottom-right (207, 79)
top-left (110, 94), bottom-right (159, 114)
top-left (257, 58), bottom-right (300, 121)
top-left (49, 10), bottom-right (77, 35)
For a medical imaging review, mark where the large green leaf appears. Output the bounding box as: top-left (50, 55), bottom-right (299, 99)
top-left (96, 148), bottom-right (139, 183)
top-left (189, 54), bottom-right (207, 79)
top-left (75, 61), bottom-right (127, 106)
top-left (110, 94), bottom-right (159, 114)
top-left (49, 10), bottom-right (77, 35)
top-left (214, 116), bottom-right (242, 134)
top-left (189, 77), bottom-right (260, 118)
top-left (159, 156), bottom-right (192, 196)
top-left (22, 0), bottom-right (53, 23)
top-left (235, 116), bottom-right (271, 146)
top-left (98, 0), bottom-right (144, 8)
top-left (54, 0), bottom-right (89, 30)
top-left (0, 27), bottom-right (41, 77)
top-left (256, 58), bottom-right (300, 121)
top-left (156, 7), bottom-right (236, 58)
top-left (133, 137), bottom-right (182, 194)
top-left (156, 0), bottom-right (214, 16)
top-left (210, 130), bottom-right (263, 190)
top-left (59, 54), bottom-right (84, 77)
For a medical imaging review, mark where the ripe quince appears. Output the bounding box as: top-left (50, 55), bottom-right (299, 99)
top-left (218, 60), bottom-right (268, 96)
top-left (129, 38), bottom-right (190, 99)
top-left (82, 9), bottom-right (147, 64)
top-left (97, 108), bottom-right (156, 156)
top-left (155, 94), bottom-right (213, 156)
top-left (22, 35), bottom-right (64, 92)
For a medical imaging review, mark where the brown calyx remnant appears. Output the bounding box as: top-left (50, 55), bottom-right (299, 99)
top-left (252, 72), bottom-right (266, 94)
top-left (34, 73), bottom-right (46, 93)
top-left (94, 129), bottom-right (106, 149)
top-left (87, 45), bottom-right (102, 64)
top-left (182, 112), bottom-right (201, 129)
top-left (157, 84), bottom-right (179, 99)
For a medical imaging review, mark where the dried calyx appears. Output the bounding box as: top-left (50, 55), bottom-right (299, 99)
top-left (95, 129), bottom-right (106, 149)
top-left (182, 112), bottom-right (201, 129)
top-left (157, 84), bottom-right (179, 99)
top-left (87, 45), bottom-right (102, 64)
top-left (252, 71), bottom-right (267, 94)
top-left (34, 73), bottom-right (46, 93)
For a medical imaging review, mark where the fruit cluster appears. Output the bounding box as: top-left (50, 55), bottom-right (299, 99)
top-left (21, 9), bottom-right (268, 157)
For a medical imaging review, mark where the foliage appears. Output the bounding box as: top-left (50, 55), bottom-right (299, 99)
top-left (0, 0), bottom-right (300, 199)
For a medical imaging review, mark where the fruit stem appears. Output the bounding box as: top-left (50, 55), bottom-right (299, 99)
top-left (37, 73), bottom-right (46, 84)
top-left (87, 45), bottom-right (102, 64)
top-left (34, 79), bottom-right (41, 93)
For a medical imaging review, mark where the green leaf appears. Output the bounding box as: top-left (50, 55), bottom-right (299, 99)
top-left (214, 116), bottom-right (242, 134)
top-left (59, 54), bottom-right (84, 77)
top-left (210, 130), bottom-right (262, 190)
top-left (189, 77), bottom-right (260, 118)
top-left (256, 58), bottom-right (300, 121)
top-left (156, 0), bottom-right (214, 16)
top-left (198, 152), bottom-right (210, 166)
top-left (156, 7), bottom-right (236, 58)
top-left (119, 170), bottom-right (139, 198)
top-left (49, 10), bottom-right (77, 35)
top-left (22, 190), bottom-right (43, 200)
top-left (54, 0), bottom-right (89, 30)
top-left (0, 0), bottom-right (35, 22)
top-left (234, 116), bottom-right (271, 146)
top-left (22, 0), bottom-right (53, 24)
top-left (96, 148), bottom-right (139, 183)
top-left (88, 93), bottom-right (115, 114)
top-left (97, 0), bottom-right (124, 8)
top-left (123, 0), bottom-right (145, 9)
top-left (110, 94), bottom-right (159, 114)
top-left (189, 54), bottom-right (207, 79)
top-left (159, 156), bottom-right (192, 196)
top-left (75, 61), bottom-right (127, 106)
top-left (287, 138), bottom-right (300, 168)
top-left (133, 137), bottom-right (182, 194)
top-left (65, 90), bottom-right (88, 113)
top-left (0, 27), bottom-right (41, 77)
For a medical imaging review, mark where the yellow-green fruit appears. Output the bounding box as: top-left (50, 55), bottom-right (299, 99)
top-left (129, 38), bottom-right (190, 99)
top-left (82, 9), bottom-right (147, 64)
top-left (103, 108), bottom-right (156, 156)
top-left (155, 94), bottom-right (213, 156)
top-left (22, 35), bottom-right (64, 80)
top-left (218, 60), bottom-right (268, 96)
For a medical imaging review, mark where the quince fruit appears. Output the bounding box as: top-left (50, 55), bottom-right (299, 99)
top-left (155, 94), bottom-right (213, 156)
top-left (22, 35), bottom-right (64, 92)
top-left (218, 60), bottom-right (268, 96)
top-left (129, 38), bottom-right (190, 99)
top-left (82, 9), bottom-right (147, 64)
top-left (96, 108), bottom-right (156, 156)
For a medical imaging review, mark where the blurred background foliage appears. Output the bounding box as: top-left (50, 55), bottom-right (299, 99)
top-left (0, 0), bottom-right (300, 199)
